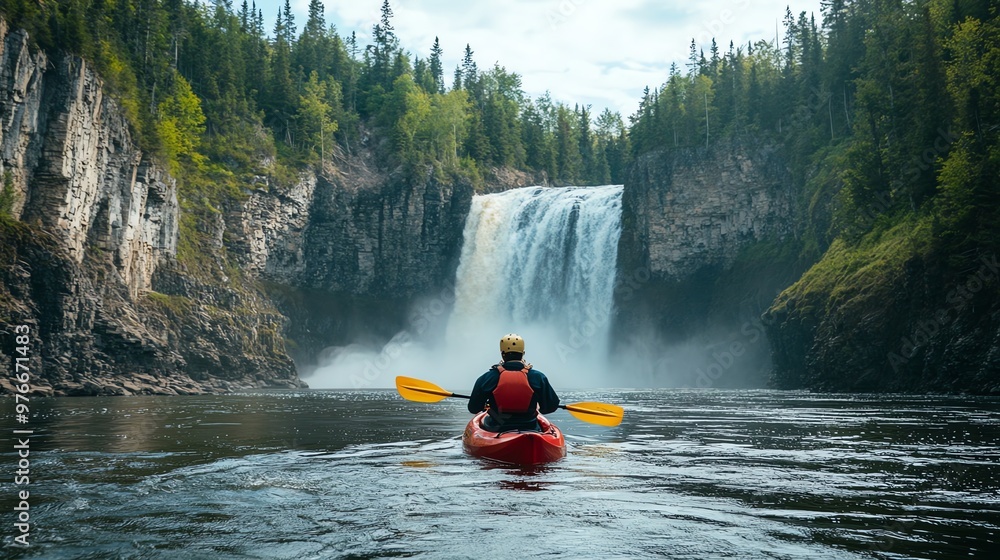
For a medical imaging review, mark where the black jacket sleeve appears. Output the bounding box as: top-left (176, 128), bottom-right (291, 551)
top-left (534, 372), bottom-right (560, 414)
top-left (468, 370), bottom-right (493, 413)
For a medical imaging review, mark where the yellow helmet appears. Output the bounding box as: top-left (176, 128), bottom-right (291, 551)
top-left (500, 333), bottom-right (525, 355)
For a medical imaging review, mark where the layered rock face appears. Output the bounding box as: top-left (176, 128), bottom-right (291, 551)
top-left (225, 173), bottom-right (316, 283)
top-left (226, 161), bottom-right (475, 371)
top-left (297, 169), bottom-right (473, 297)
top-left (1, 22), bottom-right (177, 297)
top-left (0, 20), bottom-right (300, 395)
top-left (618, 141), bottom-right (793, 283)
top-left (614, 140), bottom-right (799, 387)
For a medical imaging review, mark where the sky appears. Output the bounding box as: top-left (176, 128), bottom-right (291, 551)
top-left (252, 0), bottom-right (825, 118)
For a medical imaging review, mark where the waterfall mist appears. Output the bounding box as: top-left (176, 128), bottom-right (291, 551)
top-left (304, 185), bottom-right (624, 390)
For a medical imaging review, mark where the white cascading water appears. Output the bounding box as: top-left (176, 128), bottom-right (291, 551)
top-left (307, 185), bottom-right (624, 389)
top-left (444, 185), bottom-right (623, 384)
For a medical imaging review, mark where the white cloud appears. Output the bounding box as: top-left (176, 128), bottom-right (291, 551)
top-left (257, 0), bottom-right (824, 117)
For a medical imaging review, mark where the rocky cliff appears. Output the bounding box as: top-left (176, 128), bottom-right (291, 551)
top-left (225, 157), bottom-right (476, 372)
top-left (0, 20), bottom-right (298, 394)
top-left (0, 20), bottom-right (177, 297)
top-left (0, 20), bottom-right (487, 394)
top-left (765, 224), bottom-right (1000, 394)
top-left (614, 140), bottom-right (803, 387)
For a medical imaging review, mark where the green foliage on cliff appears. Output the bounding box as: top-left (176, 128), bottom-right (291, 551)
top-left (778, 5), bottom-right (998, 390)
top-left (799, 5), bottom-right (997, 292)
top-left (156, 74), bottom-right (206, 173)
top-left (0, 172), bottom-right (14, 219)
top-left (612, 1), bottom-right (999, 390)
top-left (145, 291), bottom-right (194, 316)
top-left (773, 214), bottom-right (935, 317)
top-left (629, 2), bottom-right (999, 385)
top-left (0, 0), bottom-right (633, 281)
top-left (0, 0), bottom-right (626, 186)
top-left (629, 1), bottom-right (999, 262)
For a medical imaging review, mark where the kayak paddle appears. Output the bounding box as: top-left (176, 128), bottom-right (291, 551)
top-left (395, 376), bottom-right (624, 427)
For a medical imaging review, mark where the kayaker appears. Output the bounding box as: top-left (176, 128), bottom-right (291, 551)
top-left (468, 333), bottom-right (560, 432)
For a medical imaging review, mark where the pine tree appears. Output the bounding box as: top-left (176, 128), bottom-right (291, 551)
top-left (297, 71), bottom-right (339, 163)
top-left (282, 0), bottom-right (295, 44)
top-left (267, 7), bottom-right (296, 143)
top-left (710, 38), bottom-right (720, 76)
top-left (687, 38), bottom-right (699, 75)
top-left (555, 104), bottom-right (581, 183)
top-left (295, 0), bottom-right (329, 79)
top-left (578, 104), bottom-right (596, 182)
top-left (461, 44), bottom-right (478, 96)
top-left (239, 0), bottom-right (249, 31)
top-left (370, 0), bottom-right (398, 89)
top-left (429, 37), bottom-right (444, 93)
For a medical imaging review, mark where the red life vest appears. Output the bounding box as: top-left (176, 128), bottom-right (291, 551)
top-left (492, 365), bottom-right (534, 414)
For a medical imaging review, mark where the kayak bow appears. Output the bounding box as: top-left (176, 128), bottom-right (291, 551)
top-left (462, 411), bottom-right (566, 465)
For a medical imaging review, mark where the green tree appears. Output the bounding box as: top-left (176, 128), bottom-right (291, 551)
top-left (394, 74), bottom-right (431, 161)
top-left (157, 73), bottom-right (206, 171)
top-left (595, 108), bottom-right (627, 183)
top-left (266, 7), bottom-right (296, 143)
top-left (578, 104), bottom-right (597, 181)
top-left (429, 36), bottom-right (445, 93)
top-left (297, 71), bottom-right (340, 163)
top-left (938, 16), bottom-right (1000, 249)
top-left (295, 0), bottom-right (330, 79)
top-left (555, 104), bottom-right (581, 183)
top-left (370, 0), bottom-right (399, 90)
top-left (428, 89), bottom-right (471, 165)
top-left (281, 0), bottom-right (295, 44)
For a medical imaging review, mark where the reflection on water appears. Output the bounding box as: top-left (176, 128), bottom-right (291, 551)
top-left (1, 390), bottom-right (998, 558)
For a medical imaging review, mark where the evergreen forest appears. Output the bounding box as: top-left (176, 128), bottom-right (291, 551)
top-left (1, 0), bottom-right (998, 294)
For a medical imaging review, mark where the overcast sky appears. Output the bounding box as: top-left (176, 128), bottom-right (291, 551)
top-left (252, 0), bottom-right (825, 117)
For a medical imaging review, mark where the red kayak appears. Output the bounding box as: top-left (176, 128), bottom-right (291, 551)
top-left (462, 411), bottom-right (567, 465)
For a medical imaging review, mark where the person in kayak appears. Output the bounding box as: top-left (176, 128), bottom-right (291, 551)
top-left (468, 333), bottom-right (560, 432)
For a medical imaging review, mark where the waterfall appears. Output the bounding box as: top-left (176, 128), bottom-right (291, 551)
top-left (307, 185), bottom-right (624, 389)
top-left (446, 185), bottom-right (623, 381)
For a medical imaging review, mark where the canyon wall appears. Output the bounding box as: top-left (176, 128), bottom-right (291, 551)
top-left (765, 237), bottom-right (1000, 394)
top-left (0, 20), bottom-right (485, 393)
top-left (614, 140), bottom-right (802, 387)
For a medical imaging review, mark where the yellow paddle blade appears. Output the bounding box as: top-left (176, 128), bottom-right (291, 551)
top-left (563, 402), bottom-right (624, 427)
top-left (395, 376), bottom-right (454, 403)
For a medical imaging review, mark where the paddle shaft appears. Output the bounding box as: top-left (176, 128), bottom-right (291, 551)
top-left (444, 391), bottom-right (591, 415)
top-left (395, 376), bottom-right (623, 426)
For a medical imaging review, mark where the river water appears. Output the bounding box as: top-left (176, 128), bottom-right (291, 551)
top-left (2, 390), bottom-right (998, 558)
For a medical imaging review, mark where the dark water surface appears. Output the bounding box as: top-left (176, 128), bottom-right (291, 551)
top-left (2, 390), bottom-right (999, 559)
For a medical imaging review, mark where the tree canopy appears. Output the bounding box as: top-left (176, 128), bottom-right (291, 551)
top-left (2, 0), bottom-right (997, 260)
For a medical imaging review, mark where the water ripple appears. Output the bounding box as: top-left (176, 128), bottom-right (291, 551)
top-left (2, 390), bottom-right (999, 558)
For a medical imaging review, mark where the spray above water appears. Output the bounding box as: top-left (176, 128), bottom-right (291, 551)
top-left (307, 185), bottom-right (624, 389)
